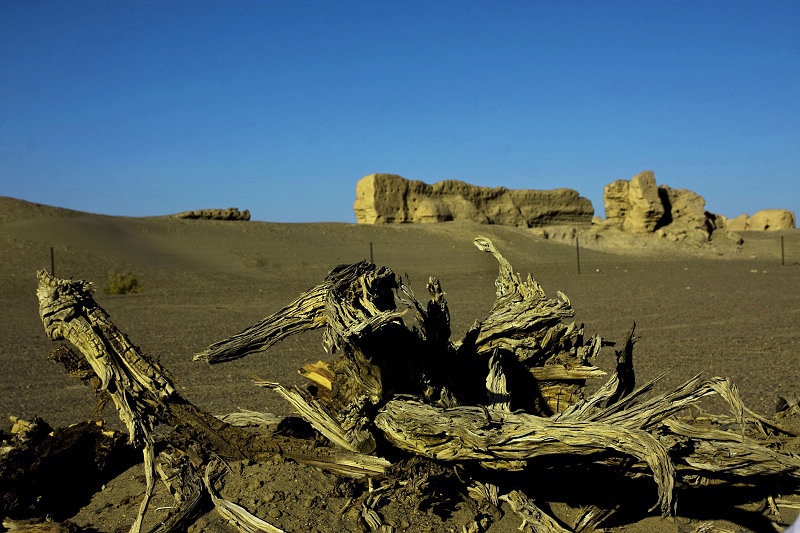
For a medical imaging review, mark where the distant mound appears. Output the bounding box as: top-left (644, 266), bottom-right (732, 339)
top-left (165, 208), bottom-right (250, 221)
top-left (0, 197), bottom-right (253, 225)
top-left (353, 173), bottom-right (594, 227)
top-left (0, 196), bottom-right (88, 224)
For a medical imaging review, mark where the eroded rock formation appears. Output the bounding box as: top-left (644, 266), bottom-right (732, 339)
top-left (604, 171), bottom-right (731, 244)
top-left (354, 174), bottom-right (594, 227)
top-left (169, 208), bottom-right (250, 221)
top-left (725, 210), bottom-right (796, 232)
top-left (603, 171), bottom-right (664, 233)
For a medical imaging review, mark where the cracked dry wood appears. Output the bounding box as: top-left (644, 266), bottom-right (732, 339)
top-left (501, 490), bottom-right (572, 533)
top-left (468, 235), bottom-right (606, 416)
top-left (33, 235), bottom-right (800, 533)
top-left (37, 270), bottom-right (251, 461)
top-left (36, 272), bottom-right (397, 478)
top-left (374, 398), bottom-right (676, 516)
top-left (199, 237), bottom-right (607, 427)
top-left (35, 269), bottom-right (390, 533)
top-left (193, 282), bottom-right (329, 364)
top-left (36, 270), bottom-right (253, 533)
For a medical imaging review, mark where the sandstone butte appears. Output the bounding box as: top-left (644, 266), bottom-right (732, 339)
top-left (353, 173), bottom-right (594, 227)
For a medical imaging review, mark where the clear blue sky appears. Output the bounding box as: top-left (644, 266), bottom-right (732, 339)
top-left (2, 1), bottom-right (798, 222)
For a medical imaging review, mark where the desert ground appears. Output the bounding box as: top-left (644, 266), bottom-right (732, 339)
top-left (1, 196), bottom-right (799, 532)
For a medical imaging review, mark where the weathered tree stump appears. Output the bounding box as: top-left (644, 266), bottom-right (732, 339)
top-left (33, 236), bottom-right (800, 533)
top-left (34, 270), bottom-right (388, 533)
top-left (194, 235), bottom-right (800, 528)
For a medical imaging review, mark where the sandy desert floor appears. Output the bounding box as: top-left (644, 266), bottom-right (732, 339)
top-left (1, 196), bottom-right (799, 532)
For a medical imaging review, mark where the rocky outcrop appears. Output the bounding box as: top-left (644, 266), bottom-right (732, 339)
top-left (724, 214), bottom-right (749, 232)
top-left (354, 174), bottom-right (594, 226)
top-left (725, 210), bottom-right (796, 231)
top-left (169, 208), bottom-right (250, 221)
top-left (656, 185), bottom-right (723, 244)
top-left (603, 171), bottom-right (665, 233)
top-left (604, 171), bottom-right (732, 244)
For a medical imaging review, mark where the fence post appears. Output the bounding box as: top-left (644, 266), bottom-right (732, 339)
top-left (781, 235), bottom-right (785, 266)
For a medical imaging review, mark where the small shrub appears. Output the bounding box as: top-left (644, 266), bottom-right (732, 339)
top-left (105, 270), bottom-right (142, 294)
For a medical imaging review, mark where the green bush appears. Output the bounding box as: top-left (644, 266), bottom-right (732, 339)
top-left (105, 270), bottom-right (142, 294)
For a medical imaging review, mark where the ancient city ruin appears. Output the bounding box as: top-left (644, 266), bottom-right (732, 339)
top-left (353, 172), bottom-right (796, 241)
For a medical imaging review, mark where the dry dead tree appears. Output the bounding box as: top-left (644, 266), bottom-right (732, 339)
top-left (37, 271), bottom-right (182, 533)
top-left (34, 271), bottom-right (387, 533)
top-left (193, 235), bottom-right (800, 530)
top-left (35, 236), bottom-right (800, 532)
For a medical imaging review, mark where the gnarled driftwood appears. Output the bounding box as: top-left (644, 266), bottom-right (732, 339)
top-left (35, 235), bottom-right (800, 533)
top-left (196, 235), bottom-right (800, 529)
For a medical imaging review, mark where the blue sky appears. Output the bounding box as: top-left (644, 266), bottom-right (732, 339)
top-left (2, 1), bottom-right (798, 222)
